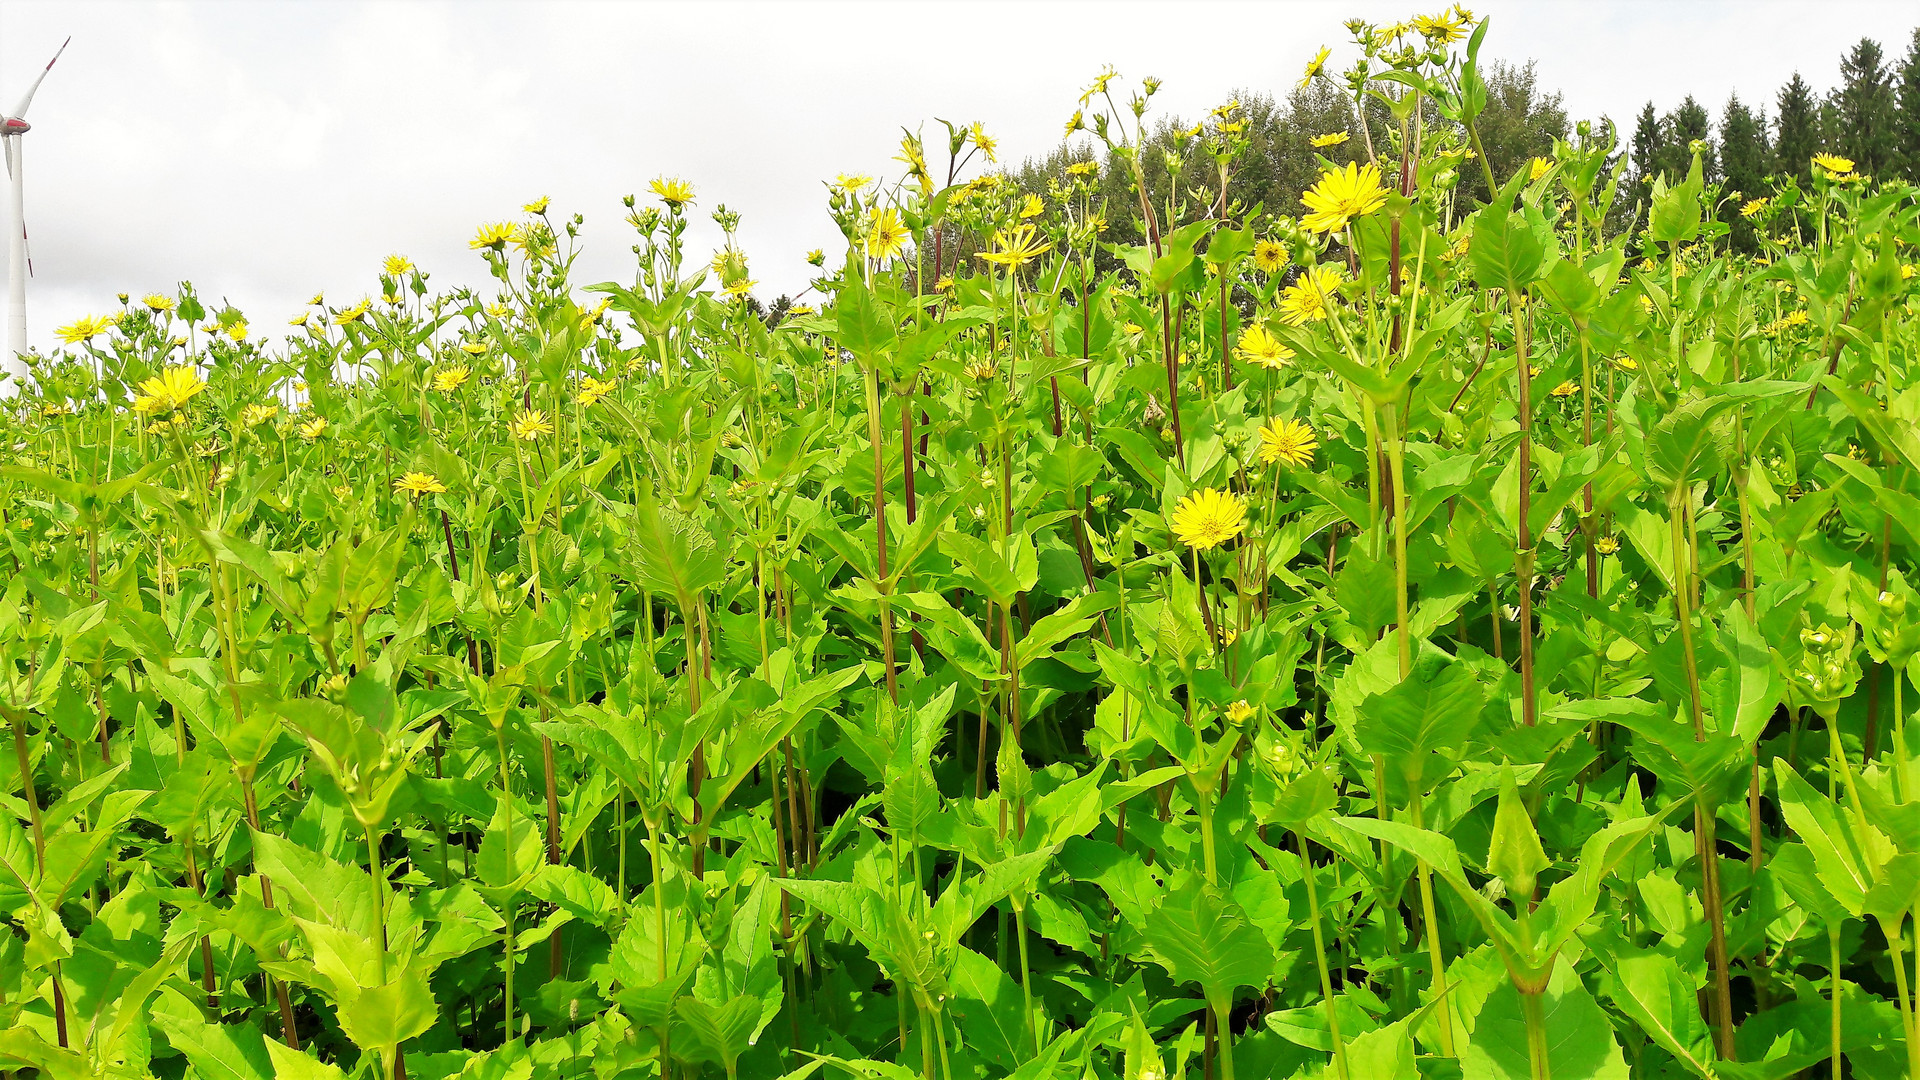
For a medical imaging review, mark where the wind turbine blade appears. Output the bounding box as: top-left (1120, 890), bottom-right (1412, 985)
top-left (10, 37), bottom-right (71, 120)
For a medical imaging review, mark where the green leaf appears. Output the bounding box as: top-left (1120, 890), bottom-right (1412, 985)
top-left (1461, 958), bottom-right (1630, 1080)
top-left (950, 946), bottom-right (1027, 1069)
top-left (1352, 647), bottom-right (1488, 792)
top-left (1141, 878), bottom-right (1275, 1016)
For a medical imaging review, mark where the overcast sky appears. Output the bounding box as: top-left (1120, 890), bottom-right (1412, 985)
top-left (2, 1), bottom-right (1916, 353)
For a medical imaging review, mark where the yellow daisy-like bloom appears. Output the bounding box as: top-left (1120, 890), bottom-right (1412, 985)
top-left (1411, 10), bottom-right (1468, 42)
top-left (1299, 46), bottom-right (1331, 88)
top-left (40, 403), bottom-right (72, 418)
top-left (1300, 162), bottom-right (1389, 234)
top-left (964, 358), bottom-right (998, 382)
top-left (508, 409), bottom-right (554, 442)
top-left (1171, 488), bottom-right (1247, 551)
top-left (331, 483), bottom-right (352, 501)
top-left (866, 207), bottom-right (911, 261)
top-left (1549, 380), bottom-right (1577, 398)
top-left (143, 293), bottom-right (175, 313)
top-left (1224, 700), bottom-right (1256, 724)
top-left (136, 366), bottom-right (207, 412)
top-left (297, 417), bottom-right (330, 441)
top-left (650, 176), bottom-right (695, 207)
top-left (289, 312), bottom-right (310, 327)
top-left (522, 196), bottom-right (549, 214)
top-left (1902, 264), bottom-right (1916, 280)
top-left (1258, 418), bottom-right (1318, 467)
top-left (485, 302), bottom-right (511, 319)
top-left (1309, 132), bottom-right (1350, 148)
top-left (977, 223), bottom-right (1052, 270)
top-left (1236, 324), bottom-right (1295, 369)
top-left (723, 277), bottom-right (757, 299)
top-left (456, 338), bottom-right (487, 356)
top-left (1278, 265), bottom-right (1344, 325)
top-left (1812, 154), bottom-right (1854, 176)
top-left (226, 321), bottom-right (248, 343)
top-left (131, 394), bottom-right (164, 416)
top-left (806, 248), bottom-right (826, 266)
top-left (394, 472), bottom-right (448, 497)
top-left (1019, 193), bottom-right (1045, 219)
top-left (56, 315), bottom-right (115, 344)
top-left (1528, 157), bottom-right (1551, 181)
top-left (1613, 355), bottom-right (1639, 371)
top-left (307, 292), bottom-right (325, 306)
top-left (432, 365), bottom-right (472, 393)
top-left (577, 375), bottom-right (617, 406)
top-left (834, 173), bottom-right (871, 194)
top-left (1066, 160), bottom-right (1099, 176)
top-left (1253, 239), bottom-right (1287, 274)
top-left (241, 403), bottom-right (279, 427)
top-left (1593, 536), bottom-right (1620, 555)
top-left (471, 222), bottom-right (515, 250)
top-left (1740, 197), bottom-right (1769, 218)
top-left (336, 299), bottom-right (372, 324)
top-left (969, 122), bottom-right (998, 163)
top-left (384, 254), bottom-right (414, 277)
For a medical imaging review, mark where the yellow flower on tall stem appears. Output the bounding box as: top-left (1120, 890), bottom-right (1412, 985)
top-left (433, 365), bottom-right (472, 393)
top-left (1253, 239), bottom-right (1287, 274)
top-left (1171, 488), bottom-right (1246, 551)
top-left (977, 224), bottom-right (1052, 271)
top-left (394, 472), bottom-right (448, 498)
top-left (1236, 325), bottom-right (1295, 369)
top-left (1258, 419), bottom-right (1318, 467)
top-left (509, 409), bottom-right (554, 442)
top-left (297, 417), bottom-right (329, 441)
top-left (650, 176), bottom-right (695, 207)
top-left (1301, 162), bottom-right (1388, 234)
top-left (1279, 266), bottom-right (1345, 326)
top-left (136, 366), bottom-right (208, 413)
top-left (1811, 154), bottom-right (1854, 177)
top-left (866, 208), bottom-right (911, 261)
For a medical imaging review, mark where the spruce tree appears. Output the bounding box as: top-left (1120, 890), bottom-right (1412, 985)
top-left (1833, 36), bottom-right (1897, 175)
top-left (1775, 72), bottom-right (1820, 183)
top-left (1660, 96), bottom-right (1717, 183)
top-left (1719, 94), bottom-right (1770, 252)
top-left (1896, 27), bottom-right (1920, 180)
top-left (1628, 102), bottom-right (1662, 212)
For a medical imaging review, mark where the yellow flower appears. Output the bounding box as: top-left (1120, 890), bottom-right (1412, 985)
top-left (650, 176), bottom-right (695, 207)
top-left (335, 298), bottom-right (372, 324)
top-left (1613, 355), bottom-right (1639, 371)
top-left (458, 338), bottom-right (489, 356)
top-left (866, 207), bottom-right (911, 261)
top-left (1171, 488), bottom-right (1246, 551)
top-left (471, 222), bottom-right (515, 250)
top-left (834, 173), bottom-right (871, 194)
top-left (522, 196), bottom-right (549, 214)
top-left (226, 321), bottom-right (248, 343)
top-left (1019, 193), bottom-right (1045, 219)
top-left (307, 292), bottom-right (325, 306)
top-left (297, 417), bottom-right (329, 441)
top-left (432, 365), bottom-right (472, 393)
top-left (1300, 162), bottom-right (1389, 234)
top-left (1782, 309), bottom-right (1810, 328)
top-left (1066, 160), bottom-right (1099, 176)
top-left (1812, 154), bottom-right (1854, 176)
top-left (1278, 265), bottom-right (1344, 325)
top-left (1902, 264), bottom-right (1916, 280)
top-left (509, 409), bottom-right (554, 442)
top-left (1236, 324), bottom-right (1295, 369)
top-left (289, 312), bottom-right (310, 327)
top-left (143, 293), bottom-right (175, 313)
top-left (1549, 380), bottom-right (1577, 398)
top-left (394, 472), bottom-right (448, 497)
top-left (1299, 46), bottom-right (1331, 88)
top-left (1528, 157), bottom-right (1551, 181)
top-left (384, 254), bottom-right (414, 277)
top-left (1258, 418), bottom-right (1318, 467)
top-left (806, 248), bottom-right (826, 266)
top-left (40, 403), bottom-right (71, 418)
top-left (1411, 10), bottom-right (1468, 42)
top-left (1309, 132), bottom-right (1350, 149)
top-left (55, 314), bottom-right (115, 344)
top-left (577, 375), bottom-right (616, 407)
top-left (331, 483), bottom-right (352, 501)
top-left (1740, 197), bottom-right (1769, 218)
top-left (241, 403), bottom-right (279, 427)
top-left (131, 394), bottom-right (164, 416)
top-left (485, 302), bottom-right (511, 319)
top-left (1225, 700), bottom-right (1256, 724)
top-left (1253, 239), bottom-right (1287, 274)
top-left (964, 358), bottom-right (999, 382)
top-left (977, 224), bottom-right (1052, 270)
top-left (135, 366), bottom-right (208, 412)
top-left (1593, 536), bottom-right (1619, 555)
top-left (969, 122), bottom-right (998, 163)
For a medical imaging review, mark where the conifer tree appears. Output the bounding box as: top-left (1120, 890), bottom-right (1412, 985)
top-left (1628, 102), bottom-right (1662, 213)
top-left (1660, 96), bottom-right (1717, 183)
top-left (1719, 94), bottom-right (1770, 252)
top-left (1833, 37), bottom-right (1898, 176)
top-left (1775, 72), bottom-right (1820, 183)
top-left (1896, 27), bottom-right (1920, 180)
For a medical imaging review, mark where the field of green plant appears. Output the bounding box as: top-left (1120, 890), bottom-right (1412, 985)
top-left (4, 10), bottom-right (1920, 1080)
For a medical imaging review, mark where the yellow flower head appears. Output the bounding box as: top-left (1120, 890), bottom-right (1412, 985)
top-left (226, 321), bottom-right (248, 343)
top-left (1066, 160), bottom-right (1099, 176)
top-left (834, 173), bottom-right (871, 194)
top-left (1412, 10), bottom-right (1468, 42)
top-left (1258, 418), bottom-right (1318, 467)
top-left (522, 196), bottom-right (550, 214)
top-left (485, 302), bottom-right (511, 319)
top-left (1549, 380), bottom-right (1577, 398)
top-left (964, 358), bottom-right (999, 382)
top-left (1299, 46), bottom-right (1331, 88)
top-left (977, 223), bottom-right (1052, 271)
top-left (1309, 132), bottom-right (1350, 149)
top-left (241, 403), bottom-right (279, 427)
top-left (806, 248), bottom-right (826, 266)
top-left (1812, 154), bottom-right (1854, 177)
top-left (650, 176), bottom-right (695, 207)
top-left (432, 365), bottom-right (472, 393)
top-left (1224, 700), bottom-right (1256, 724)
top-left (471, 222), bottom-right (515, 250)
top-left (1528, 157), bottom-right (1551, 181)
top-left (1279, 265), bottom-right (1345, 325)
top-left (289, 312), bottom-right (310, 327)
top-left (56, 315), bottom-right (115, 344)
top-left (394, 472), bottom-right (448, 497)
top-left (1171, 488), bottom-right (1247, 551)
top-left (1301, 162), bottom-right (1389, 234)
top-left (297, 417), bottom-right (329, 441)
top-left (335, 298), bottom-right (373, 324)
top-left (1593, 535), bottom-right (1620, 555)
top-left (509, 409), bottom-right (554, 442)
top-left (1253, 239), bottom-right (1287, 274)
top-left (384, 254), bottom-right (414, 277)
top-left (866, 207), bottom-right (912, 261)
top-left (1740, 196), bottom-right (1769, 219)
top-left (1613, 355), bottom-right (1639, 371)
top-left (135, 366), bottom-right (208, 413)
top-left (143, 293), bottom-right (176, 313)
top-left (1019, 193), bottom-right (1045, 219)
top-left (131, 394), bottom-right (163, 416)
top-left (577, 375), bottom-right (616, 407)
top-left (969, 122), bottom-right (998, 163)
top-left (1236, 324), bottom-right (1295, 369)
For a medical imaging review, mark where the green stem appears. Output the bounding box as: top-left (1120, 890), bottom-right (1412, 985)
top-left (1295, 830), bottom-right (1348, 1080)
top-left (1409, 794), bottom-right (1456, 1056)
top-left (1521, 989), bottom-right (1551, 1080)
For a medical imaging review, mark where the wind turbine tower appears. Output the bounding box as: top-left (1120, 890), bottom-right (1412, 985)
top-left (2, 38), bottom-right (70, 397)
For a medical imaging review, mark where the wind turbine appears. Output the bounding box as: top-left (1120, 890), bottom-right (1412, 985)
top-left (2, 37), bottom-right (70, 397)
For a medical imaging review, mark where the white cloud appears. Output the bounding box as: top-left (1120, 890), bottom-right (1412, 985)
top-left (2, 0), bottom-right (1915, 352)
